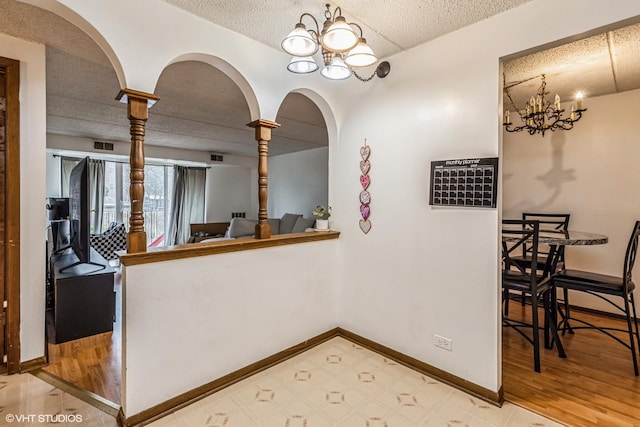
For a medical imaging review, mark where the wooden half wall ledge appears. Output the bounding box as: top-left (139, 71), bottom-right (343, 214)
top-left (118, 327), bottom-right (503, 427)
top-left (118, 230), bottom-right (340, 266)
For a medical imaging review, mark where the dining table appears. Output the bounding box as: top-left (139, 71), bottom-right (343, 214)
top-left (502, 227), bottom-right (609, 351)
top-left (502, 228), bottom-right (608, 273)
top-left (535, 229), bottom-right (608, 274)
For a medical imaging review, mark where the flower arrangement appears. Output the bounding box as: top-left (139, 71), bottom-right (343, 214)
top-left (312, 205), bottom-right (332, 220)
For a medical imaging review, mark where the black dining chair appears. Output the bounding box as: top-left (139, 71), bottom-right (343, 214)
top-left (512, 213), bottom-right (571, 274)
top-left (502, 219), bottom-right (566, 372)
top-left (552, 220), bottom-right (640, 376)
top-left (504, 213), bottom-right (570, 314)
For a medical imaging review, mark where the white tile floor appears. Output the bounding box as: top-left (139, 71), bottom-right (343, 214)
top-left (149, 337), bottom-right (563, 427)
top-left (1, 337), bottom-right (564, 426)
top-left (0, 372), bottom-right (117, 426)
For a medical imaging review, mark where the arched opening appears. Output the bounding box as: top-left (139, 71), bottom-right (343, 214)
top-left (150, 59), bottom-right (256, 245)
top-left (270, 92), bottom-right (329, 220)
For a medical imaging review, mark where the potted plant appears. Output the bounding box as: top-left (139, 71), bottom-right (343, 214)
top-left (312, 205), bottom-right (331, 230)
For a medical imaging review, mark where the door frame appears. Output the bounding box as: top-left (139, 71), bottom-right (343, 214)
top-left (1, 56), bottom-right (21, 374)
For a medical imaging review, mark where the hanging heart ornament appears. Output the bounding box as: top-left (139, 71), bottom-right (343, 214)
top-left (360, 145), bottom-right (371, 161)
top-left (360, 205), bottom-right (370, 221)
top-left (359, 219), bottom-right (372, 234)
top-left (359, 190), bottom-right (371, 205)
top-left (360, 160), bottom-right (371, 175)
top-left (360, 174), bottom-right (370, 190)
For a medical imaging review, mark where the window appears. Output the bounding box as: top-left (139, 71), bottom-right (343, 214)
top-left (102, 161), bottom-right (174, 247)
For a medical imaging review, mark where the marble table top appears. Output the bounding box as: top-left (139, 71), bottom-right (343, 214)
top-left (502, 229), bottom-right (608, 246)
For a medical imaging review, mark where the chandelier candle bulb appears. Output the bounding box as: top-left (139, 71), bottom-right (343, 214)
top-left (505, 109), bottom-right (510, 124)
top-left (576, 92), bottom-right (584, 110)
top-left (555, 94), bottom-right (561, 110)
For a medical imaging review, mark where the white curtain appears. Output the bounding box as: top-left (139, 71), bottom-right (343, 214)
top-left (167, 166), bottom-right (207, 245)
top-left (167, 166), bottom-right (206, 245)
top-left (89, 159), bottom-right (105, 233)
top-left (60, 157), bottom-right (79, 197)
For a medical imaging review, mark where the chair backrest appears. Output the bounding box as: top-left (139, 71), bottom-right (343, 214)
top-left (522, 213), bottom-right (571, 231)
top-left (521, 213), bottom-right (570, 260)
top-left (502, 219), bottom-right (541, 290)
top-left (623, 220), bottom-right (640, 292)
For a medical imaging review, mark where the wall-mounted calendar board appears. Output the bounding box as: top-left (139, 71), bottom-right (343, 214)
top-left (429, 157), bottom-right (499, 208)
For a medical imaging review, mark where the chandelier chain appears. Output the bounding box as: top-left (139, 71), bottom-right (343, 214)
top-left (353, 70), bottom-right (375, 82)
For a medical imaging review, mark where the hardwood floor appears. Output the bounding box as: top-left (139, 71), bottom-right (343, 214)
top-left (42, 267), bottom-right (122, 405)
top-left (503, 300), bottom-right (640, 427)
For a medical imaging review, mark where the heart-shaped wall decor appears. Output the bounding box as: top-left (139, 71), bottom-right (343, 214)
top-left (360, 145), bottom-right (371, 161)
top-left (360, 204), bottom-right (370, 220)
top-left (360, 160), bottom-right (370, 175)
top-left (359, 219), bottom-right (372, 234)
top-left (360, 175), bottom-right (370, 189)
top-left (359, 190), bottom-right (371, 205)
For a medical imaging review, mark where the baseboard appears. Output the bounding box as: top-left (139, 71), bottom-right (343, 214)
top-left (119, 328), bottom-right (340, 426)
top-left (19, 356), bottom-right (47, 373)
top-left (336, 328), bottom-right (504, 407)
top-left (120, 327), bottom-right (503, 426)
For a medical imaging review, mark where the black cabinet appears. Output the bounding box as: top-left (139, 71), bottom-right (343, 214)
top-left (48, 248), bottom-right (115, 344)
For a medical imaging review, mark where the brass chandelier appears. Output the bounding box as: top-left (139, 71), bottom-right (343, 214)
top-left (281, 3), bottom-right (390, 81)
top-left (503, 74), bottom-right (587, 137)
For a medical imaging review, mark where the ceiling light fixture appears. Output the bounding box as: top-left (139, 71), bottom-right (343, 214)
top-left (282, 3), bottom-right (390, 82)
top-left (503, 74), bottom-right (587, 137)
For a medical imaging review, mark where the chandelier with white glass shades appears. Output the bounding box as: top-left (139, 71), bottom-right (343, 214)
top-left (281, 3), bottom-right (390, 81)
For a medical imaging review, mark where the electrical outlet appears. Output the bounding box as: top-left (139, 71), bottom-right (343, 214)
top-left (434, 334), bottom-right (453, 351)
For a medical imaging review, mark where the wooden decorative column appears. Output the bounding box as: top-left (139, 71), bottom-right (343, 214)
top-left (115, 89), bottom-right (159, 253)
top-left (247, 119), bottom-right (280, 239)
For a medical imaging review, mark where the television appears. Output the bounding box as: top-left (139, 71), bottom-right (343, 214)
top-left (60, 157), bottom-right (105, 273)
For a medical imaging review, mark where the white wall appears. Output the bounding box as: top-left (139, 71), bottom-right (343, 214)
top-left (205, 165), bottom-right (254, 221)
top-left (331, 0), bottom-right (640, 393)
top-left (503, 88), bottom-right (640, 312)
top-left (46, 152), bottom-right (61, 197)
top-left (122, 240), bottom-right (338, 416)
top-left (0, 33), bottom-right (47, 363)
top-left (268, 147), bottom-right (328, 219)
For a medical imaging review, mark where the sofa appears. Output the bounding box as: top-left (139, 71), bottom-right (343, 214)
top-left (191, 213), bottom-right (316, 243)
top-left (188, 222), bottom-right (230, 243)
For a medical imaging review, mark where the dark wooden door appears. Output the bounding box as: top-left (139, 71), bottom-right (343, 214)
top-left (0, 56), bottom-right (20, 374)
top-left (0, 64), bottom-right (6, 371)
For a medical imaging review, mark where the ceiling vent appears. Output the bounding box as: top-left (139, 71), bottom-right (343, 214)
top-left (94, 141), bottom-right (114, 151)
top-left (210, 154), bottom-right (224, 162)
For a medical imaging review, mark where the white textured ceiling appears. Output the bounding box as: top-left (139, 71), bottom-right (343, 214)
top-left (3, 0), bottom-right (640, 157)
top-left (160, 0), bottom-right (533, 61)
top-left (503, 23), bottom-right (640, 112)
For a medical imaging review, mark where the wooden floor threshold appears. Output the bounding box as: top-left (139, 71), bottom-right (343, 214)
top-left (31, 369), bottom-right (120, 418)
